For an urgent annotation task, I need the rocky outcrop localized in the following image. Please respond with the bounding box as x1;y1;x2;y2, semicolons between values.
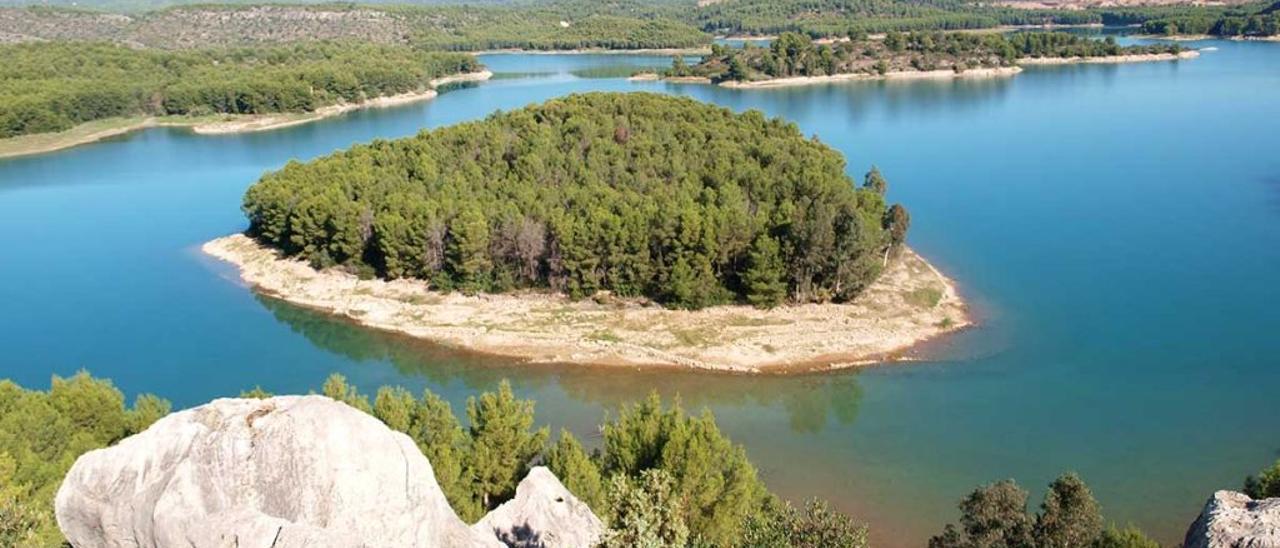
473;467;605;547
54;396;507;547
1183;490;1280;548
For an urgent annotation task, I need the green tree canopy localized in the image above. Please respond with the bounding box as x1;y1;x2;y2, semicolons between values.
244;92;908;309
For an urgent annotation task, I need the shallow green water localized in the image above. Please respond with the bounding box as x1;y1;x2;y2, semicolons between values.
2;43;1279;545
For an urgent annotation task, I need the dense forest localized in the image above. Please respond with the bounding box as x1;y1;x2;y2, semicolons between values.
1136;1;1280;37
0;41;479;138
673;31;1184;82
243;92;907;309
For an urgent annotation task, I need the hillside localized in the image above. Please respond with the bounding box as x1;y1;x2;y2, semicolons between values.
0;4;710;50
0;41;480;139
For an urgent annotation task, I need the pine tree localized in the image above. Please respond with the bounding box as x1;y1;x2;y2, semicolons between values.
1035;473;1103;548
447;206;492;294
864;166;888;195
321;373;371;413
413;391;482;521
466;381;548;511
744;234;787;309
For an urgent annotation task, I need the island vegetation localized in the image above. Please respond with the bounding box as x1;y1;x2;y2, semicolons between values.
0;41;480;139
242;92;909;310
2;371;1170;547
1134;0;1279;37
666;31;1186;83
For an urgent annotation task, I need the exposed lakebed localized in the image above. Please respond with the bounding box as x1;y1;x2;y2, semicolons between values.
1;39;1278;546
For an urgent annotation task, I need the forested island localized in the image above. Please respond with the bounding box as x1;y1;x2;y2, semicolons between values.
659;31;1192;86
0;41;486;156
207;92;968;371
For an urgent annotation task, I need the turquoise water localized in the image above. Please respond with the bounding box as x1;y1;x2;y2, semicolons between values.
3;42;1279;545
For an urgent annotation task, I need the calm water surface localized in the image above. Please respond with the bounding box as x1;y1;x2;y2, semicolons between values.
3;42;1279;546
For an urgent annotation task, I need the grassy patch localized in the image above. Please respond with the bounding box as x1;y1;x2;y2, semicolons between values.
723;315;793;327
936;317;955;329
587;329;623;343
670;326;720;347
906;286;943;308
405;292;443;306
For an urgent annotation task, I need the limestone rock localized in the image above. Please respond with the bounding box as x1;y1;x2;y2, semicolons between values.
473;466;605;548
55;396;500;548
1183;490;1280;548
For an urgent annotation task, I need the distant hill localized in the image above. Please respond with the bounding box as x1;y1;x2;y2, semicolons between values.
0;3;710;50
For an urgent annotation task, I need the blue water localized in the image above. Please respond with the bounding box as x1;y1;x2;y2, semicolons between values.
3;41;1279;546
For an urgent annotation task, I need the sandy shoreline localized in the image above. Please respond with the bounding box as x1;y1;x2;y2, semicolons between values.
717;67;1023;89
0;70;492;159
191;70;493;134
203;234;972;373
477;47;711;56
650;50;1197;90
1016;50;1200;65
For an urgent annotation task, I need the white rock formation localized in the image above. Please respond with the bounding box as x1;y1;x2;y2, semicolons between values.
473;466;604;548
55;396;501;548
1183;490;1280;548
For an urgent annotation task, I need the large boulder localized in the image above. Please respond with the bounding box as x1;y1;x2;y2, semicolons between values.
55;396;500;548
1183;490;1280;548
473;466;605;547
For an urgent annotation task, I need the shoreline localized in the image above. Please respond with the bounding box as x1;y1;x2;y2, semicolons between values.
0;70;492;160
476;47;711;56
718;67;1022;89
650;50;1198;89
1016;50;1200;65
203;234;972;374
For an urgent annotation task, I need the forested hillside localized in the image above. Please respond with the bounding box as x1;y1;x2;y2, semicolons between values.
673;31;1184;82
243;92;908;309
0;41;479;138
1135;0;1280;36
1;0;1273;52
0;4;711;50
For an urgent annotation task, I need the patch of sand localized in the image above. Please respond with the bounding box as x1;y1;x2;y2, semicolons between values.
192;70;493;135
1016;50;1200;64
203;234;972;373
717;67;1022;89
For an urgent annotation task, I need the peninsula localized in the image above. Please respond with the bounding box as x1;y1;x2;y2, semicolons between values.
207;92;969;372
0;42;488;159
653;31;1194;87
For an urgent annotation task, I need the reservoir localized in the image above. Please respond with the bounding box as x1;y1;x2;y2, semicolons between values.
1;37;1277;546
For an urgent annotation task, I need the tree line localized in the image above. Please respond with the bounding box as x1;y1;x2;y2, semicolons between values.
0;373;170;545
0;41;480;138
4;371;1201;547
676;31;1184;83
1137;1;1279;37
243;92;908;310
308;374;867;547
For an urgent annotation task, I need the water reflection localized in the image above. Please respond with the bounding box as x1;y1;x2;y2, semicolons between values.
257;294;864;434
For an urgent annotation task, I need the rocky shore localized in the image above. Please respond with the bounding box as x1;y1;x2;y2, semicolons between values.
203;233;971;373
